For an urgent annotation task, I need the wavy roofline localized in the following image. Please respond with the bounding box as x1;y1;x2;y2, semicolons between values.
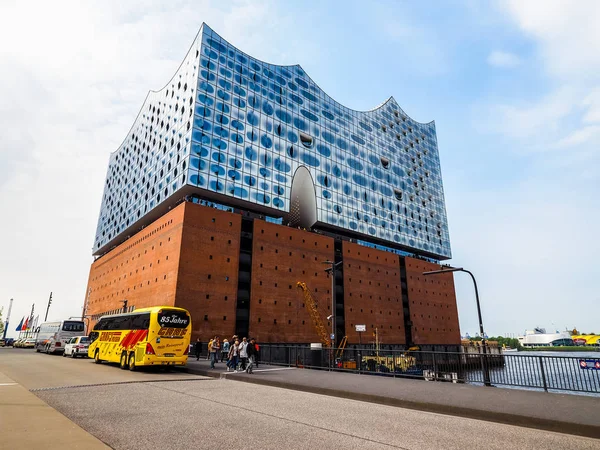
109;23;436;158
203;24;435;124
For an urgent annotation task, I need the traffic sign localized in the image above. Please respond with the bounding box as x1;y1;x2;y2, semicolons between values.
355;324;366;332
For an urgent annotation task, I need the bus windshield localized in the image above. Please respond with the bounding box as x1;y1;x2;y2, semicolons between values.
157;309;190;328
62;321;85;332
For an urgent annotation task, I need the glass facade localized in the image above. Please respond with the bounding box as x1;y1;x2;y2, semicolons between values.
94;24;452;260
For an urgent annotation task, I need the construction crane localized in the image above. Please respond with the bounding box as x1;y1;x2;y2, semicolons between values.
296;282;331;347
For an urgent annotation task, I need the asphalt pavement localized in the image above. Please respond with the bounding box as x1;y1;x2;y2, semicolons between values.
2;348;599;450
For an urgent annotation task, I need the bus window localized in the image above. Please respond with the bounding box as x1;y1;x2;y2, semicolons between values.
109;316;131;330
131;313;151;330
89;331;99;343
62;321;85;332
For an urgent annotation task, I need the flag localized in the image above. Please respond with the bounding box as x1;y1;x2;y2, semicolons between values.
22;316;29;330
15;317;24;331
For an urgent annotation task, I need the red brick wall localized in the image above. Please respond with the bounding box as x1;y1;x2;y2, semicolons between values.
249;221;335;343
342;242;405;345
404;257;461;345
85;204;185;329
175;202;240;341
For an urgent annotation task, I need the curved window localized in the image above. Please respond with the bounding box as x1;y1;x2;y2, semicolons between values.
299;132;313;148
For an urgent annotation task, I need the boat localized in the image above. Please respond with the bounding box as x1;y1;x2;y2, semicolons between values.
502;345;518;352
517;328;573;347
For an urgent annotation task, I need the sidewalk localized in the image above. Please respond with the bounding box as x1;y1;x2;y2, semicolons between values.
184;358;600;439
0;371;108;449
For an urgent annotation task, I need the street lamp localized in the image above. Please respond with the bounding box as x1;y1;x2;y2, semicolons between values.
323;260;342;348
423;266;491;387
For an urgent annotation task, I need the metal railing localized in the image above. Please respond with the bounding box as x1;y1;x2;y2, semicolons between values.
256;345;600;395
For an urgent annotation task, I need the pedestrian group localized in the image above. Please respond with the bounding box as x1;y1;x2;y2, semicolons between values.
195;335;259;373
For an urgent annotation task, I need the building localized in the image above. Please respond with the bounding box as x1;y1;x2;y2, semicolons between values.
84;24;460;349
518;329;574;347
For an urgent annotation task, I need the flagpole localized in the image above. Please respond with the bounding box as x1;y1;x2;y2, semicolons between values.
2;299;12;340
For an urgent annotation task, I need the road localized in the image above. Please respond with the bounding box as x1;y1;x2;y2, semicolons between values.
1;348;598;450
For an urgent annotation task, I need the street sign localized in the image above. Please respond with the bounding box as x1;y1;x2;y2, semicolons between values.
355;324;366;332
579;359;600;370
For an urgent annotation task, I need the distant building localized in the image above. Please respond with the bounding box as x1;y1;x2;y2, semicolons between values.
84;24;459;348
518;328;573;347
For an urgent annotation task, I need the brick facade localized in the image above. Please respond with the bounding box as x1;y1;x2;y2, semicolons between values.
85;205;185;329
342;242;405;346
85;203;461;347
403;257;461;346
249;221;335;343
175;203;241;341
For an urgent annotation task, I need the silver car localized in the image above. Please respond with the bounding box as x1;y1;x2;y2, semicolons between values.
63;336;90;358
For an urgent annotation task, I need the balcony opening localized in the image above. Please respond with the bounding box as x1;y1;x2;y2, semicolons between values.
299;132;313;148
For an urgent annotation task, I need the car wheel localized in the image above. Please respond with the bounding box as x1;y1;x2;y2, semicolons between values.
128;353;136;371
71;351;76;358
62;351;67;357
120;352;128;370
94;350;102;364
36;347;40;353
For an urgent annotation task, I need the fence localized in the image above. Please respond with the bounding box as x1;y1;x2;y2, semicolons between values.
257;345;600;394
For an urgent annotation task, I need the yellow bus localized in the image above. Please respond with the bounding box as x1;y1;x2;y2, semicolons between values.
88;306;191;370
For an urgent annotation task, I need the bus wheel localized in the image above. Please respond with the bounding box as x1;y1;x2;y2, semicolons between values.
120;352;128;370
94;350;102;364
128;353;136;371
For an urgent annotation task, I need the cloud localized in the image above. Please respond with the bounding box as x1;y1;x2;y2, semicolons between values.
554;125;600;148
0;0;295;333
487;50;521;68
505;0;600;80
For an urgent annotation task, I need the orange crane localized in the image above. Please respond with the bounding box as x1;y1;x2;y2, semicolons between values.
296;282;331;347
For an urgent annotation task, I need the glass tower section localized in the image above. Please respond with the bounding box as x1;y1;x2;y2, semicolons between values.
94;24;452;260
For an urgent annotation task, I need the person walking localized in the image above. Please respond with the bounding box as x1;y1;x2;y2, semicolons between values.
194;337;202;361
221;339;230;362
246;337;257;374
207;338;213;360
227;338;240;372
254;339;260;368
238;337;249;371
209;336;220;369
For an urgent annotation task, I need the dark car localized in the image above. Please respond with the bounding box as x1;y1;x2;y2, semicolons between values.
4;338;15;347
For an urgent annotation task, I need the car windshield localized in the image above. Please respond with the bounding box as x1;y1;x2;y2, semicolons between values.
79;337;89;343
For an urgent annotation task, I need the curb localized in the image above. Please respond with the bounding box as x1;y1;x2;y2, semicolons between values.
183;366;600;440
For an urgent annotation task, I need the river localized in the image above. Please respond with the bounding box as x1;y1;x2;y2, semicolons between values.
467;350;600;397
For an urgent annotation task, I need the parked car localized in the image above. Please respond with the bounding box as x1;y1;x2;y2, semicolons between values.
63;336;90;358
14;338;25;348
0;338;5;347
5;338;15;347
23;338;36;348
